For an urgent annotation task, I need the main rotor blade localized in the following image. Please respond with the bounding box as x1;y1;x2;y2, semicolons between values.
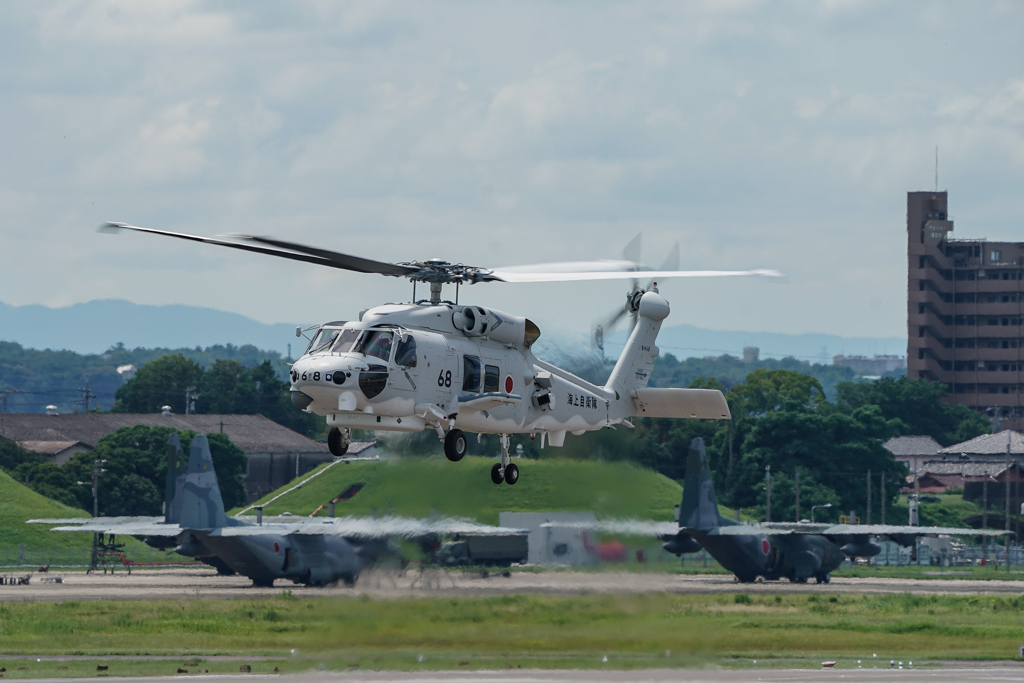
233;235;418;277
101;223;416;278
490;267;785;283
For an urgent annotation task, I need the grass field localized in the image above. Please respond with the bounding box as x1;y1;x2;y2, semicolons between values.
0;591;1022;675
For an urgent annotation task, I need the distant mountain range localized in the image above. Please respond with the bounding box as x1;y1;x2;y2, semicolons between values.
0;299;905;361
0;300;297;356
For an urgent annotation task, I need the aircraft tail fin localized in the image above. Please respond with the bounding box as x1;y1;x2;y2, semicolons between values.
678;437;720;531
603;290;669;397
164;434;188;524
178;434;229;531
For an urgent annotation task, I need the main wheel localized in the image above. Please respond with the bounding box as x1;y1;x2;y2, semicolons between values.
504;462;519;485
328;427;350;457
444;429;468;462
490;463;504;484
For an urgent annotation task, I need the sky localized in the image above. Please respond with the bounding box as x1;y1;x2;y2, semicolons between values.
1;0;1022;344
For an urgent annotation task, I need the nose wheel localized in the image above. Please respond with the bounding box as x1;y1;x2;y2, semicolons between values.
328;427;351;457
491;434;518;485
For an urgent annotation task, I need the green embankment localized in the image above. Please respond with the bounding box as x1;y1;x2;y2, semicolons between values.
0;593;1021;668
0;469;151;565
0;468;93;552
236;456;691;524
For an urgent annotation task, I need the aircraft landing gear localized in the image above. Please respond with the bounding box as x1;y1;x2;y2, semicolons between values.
328;427;351;457
444;429;467;462
492;434;518;485
815;573;831;584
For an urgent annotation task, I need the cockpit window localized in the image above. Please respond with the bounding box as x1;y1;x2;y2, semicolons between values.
331;329;361;354
354;330;393;361
307;328;342;355
463;355;482;393
394;334;417;367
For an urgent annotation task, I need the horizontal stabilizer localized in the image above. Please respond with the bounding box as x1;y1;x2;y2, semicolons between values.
49;522;183;536
693;523;1010;537
27;516;163;525
632;388;731;420
221;515;529;539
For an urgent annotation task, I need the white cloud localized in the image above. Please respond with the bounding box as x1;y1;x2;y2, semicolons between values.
1;1;1023;341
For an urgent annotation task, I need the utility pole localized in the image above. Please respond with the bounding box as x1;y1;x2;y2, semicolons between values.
76;380;97;412
765;465;771;523
983;471;989;564
880;472;886;525
794;469;800;522
1006;433;1012;572
85;459;106;572
867;469;872;525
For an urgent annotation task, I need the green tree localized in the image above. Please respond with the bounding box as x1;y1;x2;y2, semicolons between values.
112;354;204;414
835;376;990;446
105;473;162;516
61;425;248;515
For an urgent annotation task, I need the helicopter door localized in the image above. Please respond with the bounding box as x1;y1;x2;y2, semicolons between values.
417;334;457;412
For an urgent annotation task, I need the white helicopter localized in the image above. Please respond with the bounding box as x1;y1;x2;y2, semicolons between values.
103;223;781;485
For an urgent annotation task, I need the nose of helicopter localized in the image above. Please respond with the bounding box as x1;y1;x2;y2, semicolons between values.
289;355;366;410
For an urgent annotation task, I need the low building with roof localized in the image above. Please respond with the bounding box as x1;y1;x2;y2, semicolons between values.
0;413;376;502
938;430;1024;460
883;435;942;474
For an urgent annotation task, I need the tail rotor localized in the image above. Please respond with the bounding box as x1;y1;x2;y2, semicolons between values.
592;235;680;357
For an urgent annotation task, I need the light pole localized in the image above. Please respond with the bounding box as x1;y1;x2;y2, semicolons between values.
811;503;832;524
78;459;106;571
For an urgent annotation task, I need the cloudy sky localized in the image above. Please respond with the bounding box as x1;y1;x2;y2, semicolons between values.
1;0;1022;342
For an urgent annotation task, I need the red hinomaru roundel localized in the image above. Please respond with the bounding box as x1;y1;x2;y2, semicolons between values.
505;376;514;393
273;541;280;553
761;539;770;555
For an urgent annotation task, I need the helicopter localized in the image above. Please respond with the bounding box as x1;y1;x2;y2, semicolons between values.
102;222;781;485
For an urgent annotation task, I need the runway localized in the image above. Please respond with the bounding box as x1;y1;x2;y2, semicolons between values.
3;567;1024;602
17;668;1024;683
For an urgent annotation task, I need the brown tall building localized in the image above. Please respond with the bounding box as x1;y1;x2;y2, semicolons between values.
908;191;1024;431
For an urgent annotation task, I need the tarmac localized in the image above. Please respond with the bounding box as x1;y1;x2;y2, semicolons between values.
14;669;1024;683
2;566;1024;601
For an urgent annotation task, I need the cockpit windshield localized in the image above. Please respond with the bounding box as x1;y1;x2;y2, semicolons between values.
354;330;393;361
331;329;361;354
307;327;343;355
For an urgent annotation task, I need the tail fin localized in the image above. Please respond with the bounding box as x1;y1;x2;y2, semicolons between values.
164;435;188;524
679;437;720;531
178;434;229;531
604;290;669;396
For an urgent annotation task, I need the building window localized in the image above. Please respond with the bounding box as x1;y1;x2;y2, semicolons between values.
989;387;1000;393
988;364;998;371
991;250;1002;263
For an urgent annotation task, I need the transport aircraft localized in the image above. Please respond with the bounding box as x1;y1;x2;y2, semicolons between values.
30;434;524;587
548;438;1008;583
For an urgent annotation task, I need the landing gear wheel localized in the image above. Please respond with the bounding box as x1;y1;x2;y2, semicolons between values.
490;463;504;484
504;463;519;485
328;427;350;457
444;429;468;462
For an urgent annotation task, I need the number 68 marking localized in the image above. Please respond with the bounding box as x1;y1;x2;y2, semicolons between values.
437;370;452;388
